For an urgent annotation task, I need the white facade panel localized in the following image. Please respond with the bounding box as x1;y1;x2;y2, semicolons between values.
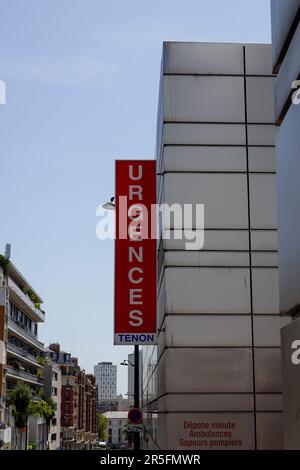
163;76;245;123
163;123;246;146
256;413;283;449
164;315;252;347
164;173;248;229
252;268;279;314
251;230;277;251
247;125;276;145
248;147;276;173
165;267;251;314
163;230;249;251
163;42;244;75
244;43;273;76
251;252;278;267
163;413;255;450
253;316;290;347
254;348;282;392
163;146;247;172
249;174;277;229
164;251;249;267
256;394;283;412
165;348;253;393
159;394;254;412
246;77;275;123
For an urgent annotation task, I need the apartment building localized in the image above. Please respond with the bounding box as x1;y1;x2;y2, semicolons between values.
104;411;129;447
0;250;46;449
46;343;98;449
142;42;289;450
270;0;300;449
44;359;61;450
94;362;117;413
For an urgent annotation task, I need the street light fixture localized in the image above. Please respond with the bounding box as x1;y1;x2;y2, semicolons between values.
120;359;134;367
102;197;115;211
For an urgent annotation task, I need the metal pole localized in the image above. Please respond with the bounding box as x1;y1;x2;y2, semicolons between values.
133;345;140;451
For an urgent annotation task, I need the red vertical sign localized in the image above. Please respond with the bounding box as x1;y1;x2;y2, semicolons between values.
114;160;157;345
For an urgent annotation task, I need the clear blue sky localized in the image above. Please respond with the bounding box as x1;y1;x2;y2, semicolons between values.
0;0;271;395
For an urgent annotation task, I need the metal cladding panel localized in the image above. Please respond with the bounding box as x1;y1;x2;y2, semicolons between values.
165;267;251;314
276;103;300;314
251;252;278;267
163;76;245;123
159;394;254;413
163;315;252;347
256;413;283;450
164;413;255;450
248;147;276;173
281;318;300;449
249;174;277;229
256;394;283;412
164;173;248;229
163;146;247;172
271;0;300;67
251;230;278;251
244;43;273;76
275;22;300;120
164;251;250;267
247;125;276;145
162;230;249;251
252;268;279;314
163;123;246;146
163;42;244;75
246;77;276;123
254;348;282;393
165;348;253;393
253;316;290;347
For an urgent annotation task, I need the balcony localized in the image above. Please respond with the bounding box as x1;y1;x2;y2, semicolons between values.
6;366;43;386
7;342;43;368
8;277;45;322
7;318;44;351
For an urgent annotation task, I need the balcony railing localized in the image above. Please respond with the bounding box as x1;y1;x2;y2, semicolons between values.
6;342;42;366
6;366;43;385
8;277;45;322
7;318;44;350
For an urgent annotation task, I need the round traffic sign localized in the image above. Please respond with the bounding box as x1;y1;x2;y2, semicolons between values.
128;407;142;424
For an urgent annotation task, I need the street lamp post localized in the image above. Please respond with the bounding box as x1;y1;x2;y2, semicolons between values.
105;198;141;451
121;347;140;451
133;345;140;451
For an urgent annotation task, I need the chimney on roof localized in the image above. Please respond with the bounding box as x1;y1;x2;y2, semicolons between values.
49;343;60;353
4;243;11;260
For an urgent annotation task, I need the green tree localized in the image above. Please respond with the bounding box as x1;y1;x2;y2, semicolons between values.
97;413;108;441
8;383;32;428
29;398;56;425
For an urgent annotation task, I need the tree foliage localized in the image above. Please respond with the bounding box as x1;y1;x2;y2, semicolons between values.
8;384;32;428
97;413;108;441
29;398;56;424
